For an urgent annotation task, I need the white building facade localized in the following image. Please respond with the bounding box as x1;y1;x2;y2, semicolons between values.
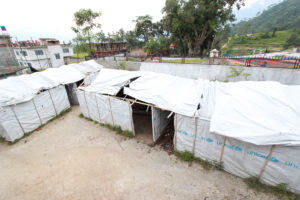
13;39;73;71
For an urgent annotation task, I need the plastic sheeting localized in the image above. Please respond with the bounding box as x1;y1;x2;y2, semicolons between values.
152;107;172;142
210;81;300;146
0;86;70;142
70;60;103;75
175;114;300;193
0;73;57;107
76;90;134;133
38;65;85;85
124;73;204;117
80;69;145;95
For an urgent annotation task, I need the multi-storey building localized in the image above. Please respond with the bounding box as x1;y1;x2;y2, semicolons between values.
13;38;74;71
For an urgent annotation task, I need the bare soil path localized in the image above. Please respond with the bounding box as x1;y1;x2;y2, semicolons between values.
0;106;278;200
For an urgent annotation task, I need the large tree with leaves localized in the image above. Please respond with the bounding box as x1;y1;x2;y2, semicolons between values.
162;0;244;56
71;8;101;55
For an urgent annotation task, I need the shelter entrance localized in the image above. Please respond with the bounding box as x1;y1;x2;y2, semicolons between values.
132;103;153;144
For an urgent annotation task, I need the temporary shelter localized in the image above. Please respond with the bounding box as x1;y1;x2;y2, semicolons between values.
174;81;300;193
77;69;204;143
0;73;70;142
78;68;300;193
39;60;103;105
0;60;103;142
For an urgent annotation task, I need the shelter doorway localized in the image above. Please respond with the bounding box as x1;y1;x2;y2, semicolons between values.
151;107;174;153
132;103;153;144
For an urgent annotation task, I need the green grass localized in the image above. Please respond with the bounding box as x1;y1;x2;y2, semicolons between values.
245;177;300;200
79;113;134;138
127;57;141;62
162;58;209;64
224;30;293;53
175;151;223;170
74;52;89;59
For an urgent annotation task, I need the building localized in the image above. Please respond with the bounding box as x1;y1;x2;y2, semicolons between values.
13;38;73;71
0;33;17;67
92;42;127;57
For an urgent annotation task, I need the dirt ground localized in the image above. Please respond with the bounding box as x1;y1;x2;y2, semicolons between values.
0;106;279;200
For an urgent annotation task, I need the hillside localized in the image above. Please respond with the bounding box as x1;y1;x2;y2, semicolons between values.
233;0;300;34
223;30;293;55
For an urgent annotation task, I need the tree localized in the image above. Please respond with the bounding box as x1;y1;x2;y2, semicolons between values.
162;0;245;56
134;15;154;43
93;31;108;43
71;9;101;55
125;30;143;50
143;36;171;55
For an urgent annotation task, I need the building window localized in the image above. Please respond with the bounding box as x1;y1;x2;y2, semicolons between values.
35;50;44;56
55;53;60;59
16;51;19;55
20;51;27;56
63;48;69;53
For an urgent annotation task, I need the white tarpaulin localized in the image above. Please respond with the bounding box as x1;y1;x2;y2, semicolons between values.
38;65;85;85
152;107;172;142
210;81;300;146
124;73;204;117
76;90;134;133
69;60;103;76
80;69;145;95
0;86;70;142
175;113;300;193
0;73;58;107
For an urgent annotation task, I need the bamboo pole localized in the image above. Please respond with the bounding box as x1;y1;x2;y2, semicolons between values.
192;117;198;155
10;106;25;134
108;97;115;125
259;145;276;178
48;90;57;116
32;99;42;125
219;136;227;162
94;94;101;123
83;91;91;118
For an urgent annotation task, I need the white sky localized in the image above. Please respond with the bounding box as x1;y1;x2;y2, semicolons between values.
0;0;273;42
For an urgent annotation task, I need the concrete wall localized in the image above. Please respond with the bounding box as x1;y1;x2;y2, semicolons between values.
96;60;141;71
47;45;64;67
0;47;17;67
140;63;300;85
95;60;300;85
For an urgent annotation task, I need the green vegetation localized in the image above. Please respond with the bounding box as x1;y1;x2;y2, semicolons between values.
245;177;300;200
73;52;89;59
119;61;127;70
223;30;293;53
227;67;251;79
175;151;223;171
162;58;208;64
233;0;300;34
79;113;134;138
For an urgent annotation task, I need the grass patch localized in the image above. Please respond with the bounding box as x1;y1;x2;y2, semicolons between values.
74;52;89;59
79;113;134;138
174;151;223;170
244;177;300;200
127;57;141;62
162;58;208;64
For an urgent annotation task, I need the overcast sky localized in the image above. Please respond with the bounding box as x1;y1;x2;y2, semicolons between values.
0;0;281;42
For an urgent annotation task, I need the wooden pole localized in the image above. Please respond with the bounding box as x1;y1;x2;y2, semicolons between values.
10;106;25;134
219;136;227;162
108;97;115;125
259;145;276;178
192;117;198;155
32;99;42;125
48;90;57;116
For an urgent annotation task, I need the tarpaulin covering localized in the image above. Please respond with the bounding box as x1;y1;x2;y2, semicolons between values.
80;69;145;95
175;114;300;193
210;81;300;146
0;86;70;142
124;73;204;117
76;90;134;133
0;60;103;107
